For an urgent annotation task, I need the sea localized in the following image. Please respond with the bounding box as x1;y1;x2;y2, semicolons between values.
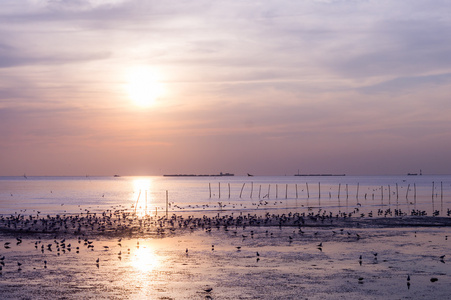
1;175;450;218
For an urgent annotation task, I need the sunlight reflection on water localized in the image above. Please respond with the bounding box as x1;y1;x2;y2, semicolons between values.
132;177;155;217
130;243;160;273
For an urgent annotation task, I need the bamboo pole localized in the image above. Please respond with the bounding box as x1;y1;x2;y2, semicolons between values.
432;181;435;212
338;183;341;199
285;184;288;199
396;183;399;200
295;184;298;199
396;183;399;208
388;185;391;205
250;182;253;198
414;183;416;209
306;183;310;198
134;190;141;215
145;190;147;216
166;190;168;217
356;183;360;200
209;183;211;199
228;183;231;199
219;182;221;199
240;183;246;198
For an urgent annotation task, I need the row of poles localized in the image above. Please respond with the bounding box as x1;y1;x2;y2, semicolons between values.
208;181;446;202
133;189;169;217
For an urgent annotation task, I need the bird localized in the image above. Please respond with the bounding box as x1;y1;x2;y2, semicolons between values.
256;252;260;257
96;258;100;263
204;287;213;293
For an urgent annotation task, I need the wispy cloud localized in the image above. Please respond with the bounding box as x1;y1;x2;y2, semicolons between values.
1;0;451;175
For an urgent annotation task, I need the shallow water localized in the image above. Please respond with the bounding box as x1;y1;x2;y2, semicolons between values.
1;175;450;298
1;225;450;299
1;175;451;218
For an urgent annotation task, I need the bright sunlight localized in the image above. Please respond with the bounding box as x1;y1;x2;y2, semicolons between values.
131;244;160;273
126;66;164;107
132;177;154;217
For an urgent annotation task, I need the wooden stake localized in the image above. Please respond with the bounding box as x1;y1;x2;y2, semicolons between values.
240;183;245;198
134;190;141;215
166;190;168;217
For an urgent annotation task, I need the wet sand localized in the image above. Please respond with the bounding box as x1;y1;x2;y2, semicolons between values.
1;213;450;299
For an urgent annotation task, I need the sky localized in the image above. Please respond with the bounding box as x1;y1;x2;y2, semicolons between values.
1;0;451;176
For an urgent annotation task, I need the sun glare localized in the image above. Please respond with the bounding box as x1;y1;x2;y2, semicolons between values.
132;177;154;217
126;67;164;108
131;244;160;272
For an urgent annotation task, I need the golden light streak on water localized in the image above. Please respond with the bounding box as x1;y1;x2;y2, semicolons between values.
132;177;154;217
130;243;160;273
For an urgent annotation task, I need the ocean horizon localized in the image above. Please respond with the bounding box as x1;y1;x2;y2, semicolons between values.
1;174;450;217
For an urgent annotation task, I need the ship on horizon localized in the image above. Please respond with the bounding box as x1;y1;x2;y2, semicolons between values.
164;172;234;177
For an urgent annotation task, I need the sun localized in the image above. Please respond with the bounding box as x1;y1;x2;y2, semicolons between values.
126;67;163;107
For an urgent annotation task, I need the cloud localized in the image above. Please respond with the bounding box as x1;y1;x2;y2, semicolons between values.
1;0;451;175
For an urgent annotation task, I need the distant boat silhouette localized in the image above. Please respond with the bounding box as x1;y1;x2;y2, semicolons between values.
247;173;253;177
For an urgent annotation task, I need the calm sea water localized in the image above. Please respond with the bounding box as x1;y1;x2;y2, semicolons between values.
1;175;450;217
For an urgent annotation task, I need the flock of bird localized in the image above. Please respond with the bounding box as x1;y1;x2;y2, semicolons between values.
2;207;450;238
0;208;449;297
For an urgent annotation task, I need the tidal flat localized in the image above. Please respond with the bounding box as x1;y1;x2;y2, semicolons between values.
0;215;450;299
